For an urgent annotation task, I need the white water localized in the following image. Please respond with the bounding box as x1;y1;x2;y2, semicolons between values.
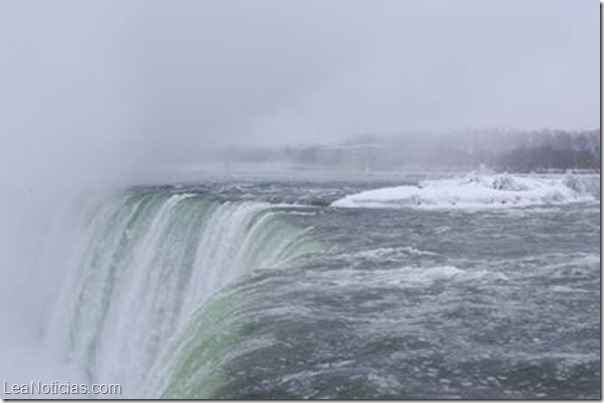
1;190;317;398
332;172;596;210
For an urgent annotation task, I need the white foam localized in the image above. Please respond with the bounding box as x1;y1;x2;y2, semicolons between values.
317;265;464;289
342;246;440;261
402;265;464;282
549;285;588;294
331;172;595;210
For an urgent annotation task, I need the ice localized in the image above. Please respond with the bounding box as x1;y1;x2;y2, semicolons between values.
331;172;595;210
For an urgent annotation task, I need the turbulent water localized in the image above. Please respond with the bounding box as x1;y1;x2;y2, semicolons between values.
4;172;601;399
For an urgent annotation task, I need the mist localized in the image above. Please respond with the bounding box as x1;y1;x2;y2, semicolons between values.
0;0;599;181
0;0;598;305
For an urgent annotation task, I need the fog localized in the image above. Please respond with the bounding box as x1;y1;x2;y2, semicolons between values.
0;0;599;181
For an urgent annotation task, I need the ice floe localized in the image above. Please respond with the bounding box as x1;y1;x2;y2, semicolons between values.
331;172;595;209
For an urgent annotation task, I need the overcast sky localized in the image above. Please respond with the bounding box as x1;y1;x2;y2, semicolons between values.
0;0;599;177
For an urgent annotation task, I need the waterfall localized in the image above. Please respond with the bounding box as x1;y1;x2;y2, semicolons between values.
43;188;317;397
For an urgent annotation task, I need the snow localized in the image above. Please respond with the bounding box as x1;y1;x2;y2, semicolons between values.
331;172;595;210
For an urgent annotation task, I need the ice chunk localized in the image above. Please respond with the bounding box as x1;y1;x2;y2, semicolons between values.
331;172;594;209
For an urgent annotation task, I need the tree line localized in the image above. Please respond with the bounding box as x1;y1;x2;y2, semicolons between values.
213;128;600;173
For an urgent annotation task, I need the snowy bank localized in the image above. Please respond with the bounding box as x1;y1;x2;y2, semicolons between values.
331;172;595;209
